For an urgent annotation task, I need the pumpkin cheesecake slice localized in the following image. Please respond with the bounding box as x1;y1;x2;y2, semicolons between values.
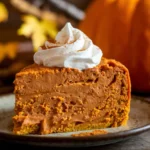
13;23;131;135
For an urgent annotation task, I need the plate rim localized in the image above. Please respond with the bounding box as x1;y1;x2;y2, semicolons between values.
0;124;150;148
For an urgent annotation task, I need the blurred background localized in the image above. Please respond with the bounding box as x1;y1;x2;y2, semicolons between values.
0;0;150;94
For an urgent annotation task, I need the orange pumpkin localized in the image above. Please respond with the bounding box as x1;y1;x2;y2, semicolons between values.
79;0;150;93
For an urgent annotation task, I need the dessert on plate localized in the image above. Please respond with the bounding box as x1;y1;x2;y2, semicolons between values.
13;23;131;135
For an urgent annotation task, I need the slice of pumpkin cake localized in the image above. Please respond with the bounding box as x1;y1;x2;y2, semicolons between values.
13;23;131;135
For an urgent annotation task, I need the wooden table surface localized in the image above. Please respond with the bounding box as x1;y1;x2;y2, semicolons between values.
0;129;150;150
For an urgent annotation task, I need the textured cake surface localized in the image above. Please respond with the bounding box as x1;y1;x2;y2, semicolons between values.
13;57;131;135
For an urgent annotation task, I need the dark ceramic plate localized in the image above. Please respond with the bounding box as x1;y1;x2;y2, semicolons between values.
0;94;150;147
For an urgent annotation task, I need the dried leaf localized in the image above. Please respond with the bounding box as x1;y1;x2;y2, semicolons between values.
0;2;8;22
18;15;58;50
0;42;18;62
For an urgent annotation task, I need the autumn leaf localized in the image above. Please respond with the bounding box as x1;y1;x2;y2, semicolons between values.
18;15;58;51
0;42;18;62
0;2;8;22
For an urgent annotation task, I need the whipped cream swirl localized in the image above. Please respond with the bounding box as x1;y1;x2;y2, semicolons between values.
34;22;103;70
